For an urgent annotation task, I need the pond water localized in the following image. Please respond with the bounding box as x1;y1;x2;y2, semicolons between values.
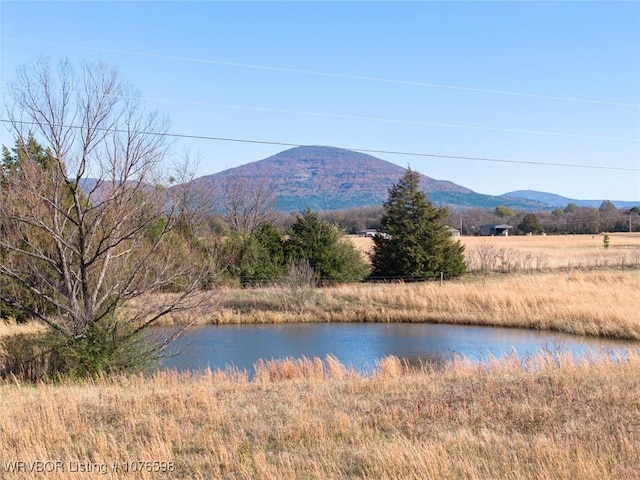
156;322;637;376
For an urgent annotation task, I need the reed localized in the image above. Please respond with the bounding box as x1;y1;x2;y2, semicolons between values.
2;352;639;479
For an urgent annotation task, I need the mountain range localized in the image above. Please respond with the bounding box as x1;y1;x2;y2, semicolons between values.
190;146;637;212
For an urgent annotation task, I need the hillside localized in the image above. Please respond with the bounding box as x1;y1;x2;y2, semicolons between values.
191;146;547;212
501;190;639;210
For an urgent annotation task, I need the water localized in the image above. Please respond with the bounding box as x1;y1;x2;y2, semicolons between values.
156;322;637;376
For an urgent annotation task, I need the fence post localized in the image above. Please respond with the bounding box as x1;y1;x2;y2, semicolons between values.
440;272;443;286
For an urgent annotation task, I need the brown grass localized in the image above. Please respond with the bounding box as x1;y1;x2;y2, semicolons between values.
122;269;640;340
2;352;640;479
4;234;640;341
0;319;46;338
350;232;640;271
3;235;640;478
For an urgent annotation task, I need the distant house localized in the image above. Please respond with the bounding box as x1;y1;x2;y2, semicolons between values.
479;224;513;236
446;226;461;237
359;229;391;239
359;229;379;237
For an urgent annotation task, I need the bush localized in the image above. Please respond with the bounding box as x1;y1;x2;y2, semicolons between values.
0;332;61;382
0;319;161;382
285;209;370;284
277;259;318;314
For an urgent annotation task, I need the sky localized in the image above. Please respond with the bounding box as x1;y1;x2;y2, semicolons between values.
1;1;639;202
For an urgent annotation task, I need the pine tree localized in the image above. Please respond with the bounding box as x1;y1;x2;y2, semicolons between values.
518;213;542;234
370;168;467;280
285;208;370;284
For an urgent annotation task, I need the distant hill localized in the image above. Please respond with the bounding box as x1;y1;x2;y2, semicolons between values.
80;148;638;212
501;190;639;210
190;146;548;212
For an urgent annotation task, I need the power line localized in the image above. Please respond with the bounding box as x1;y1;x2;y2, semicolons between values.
7;37;640;108
133;98;640;143
2;118;638;172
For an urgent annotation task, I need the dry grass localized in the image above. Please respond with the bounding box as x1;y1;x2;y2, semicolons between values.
2;352;640;479
350;232;640;272
134;270;640;340
5;234;640;340
3;235;640;478
0;319;46;338
318;270;640;338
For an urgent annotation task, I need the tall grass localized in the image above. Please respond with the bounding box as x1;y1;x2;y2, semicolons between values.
131;270;640;340
2;235;639;478
0;319;45;337
2;352;640;479
4;234;640;339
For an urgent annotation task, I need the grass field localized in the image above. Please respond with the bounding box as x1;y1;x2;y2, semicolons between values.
349;232;640;271
125;268;640;340
2;234;640;479
2;352;640;479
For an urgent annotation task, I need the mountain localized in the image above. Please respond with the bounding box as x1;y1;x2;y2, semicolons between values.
501;190;639;210
191;146;547;212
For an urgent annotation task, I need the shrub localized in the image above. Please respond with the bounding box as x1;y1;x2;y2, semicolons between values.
0;318;161;382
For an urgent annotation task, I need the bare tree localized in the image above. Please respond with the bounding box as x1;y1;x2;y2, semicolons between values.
221;175;277;235
168;148;216;239
0;58;202;364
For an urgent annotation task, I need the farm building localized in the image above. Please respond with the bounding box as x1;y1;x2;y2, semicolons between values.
361;228;461;238
479;224;513;236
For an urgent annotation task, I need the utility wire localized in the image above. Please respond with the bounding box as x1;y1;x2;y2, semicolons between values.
2;118;638;172
6;38;640;108
133;98;640;143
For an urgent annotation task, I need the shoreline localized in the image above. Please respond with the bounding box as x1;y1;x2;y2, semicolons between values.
136;269;640;340
4;269;640;341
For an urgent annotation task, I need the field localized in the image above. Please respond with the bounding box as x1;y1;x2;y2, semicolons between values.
350;232;640;271
118;234;640;340
2;352;640;479
2;234;640;479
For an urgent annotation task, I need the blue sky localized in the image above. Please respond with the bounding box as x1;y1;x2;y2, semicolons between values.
1;1;639;202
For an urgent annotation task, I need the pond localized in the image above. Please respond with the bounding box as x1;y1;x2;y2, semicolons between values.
157;322;637;377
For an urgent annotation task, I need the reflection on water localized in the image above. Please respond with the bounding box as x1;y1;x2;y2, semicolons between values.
157;323;637;376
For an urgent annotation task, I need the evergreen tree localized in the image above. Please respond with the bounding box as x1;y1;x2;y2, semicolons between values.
1;132;56;185
285;208;369;284
370;168;466;280
1;135;60;322
237;222;286;286
518;213;542;234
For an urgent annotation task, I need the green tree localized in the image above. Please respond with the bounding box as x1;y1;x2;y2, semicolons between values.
236;222;286;286
370;168;467;280
1;132;56;184
494;206;515;220
285;208;369;284
518;213;542;234
564;203;579;214
598;200;619;232
1;135;61;322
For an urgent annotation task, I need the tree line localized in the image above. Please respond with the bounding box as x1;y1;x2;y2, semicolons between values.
318;200;640;236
